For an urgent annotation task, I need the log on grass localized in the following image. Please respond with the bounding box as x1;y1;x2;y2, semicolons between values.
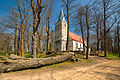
0;53;73;73
9;54;30;60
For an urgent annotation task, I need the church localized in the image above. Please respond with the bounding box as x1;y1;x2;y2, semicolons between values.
54;10;87;52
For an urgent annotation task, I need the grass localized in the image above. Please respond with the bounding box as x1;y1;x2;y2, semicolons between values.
106;53;120;60
0;52;11;63
0;52;11;56
99;52;120;60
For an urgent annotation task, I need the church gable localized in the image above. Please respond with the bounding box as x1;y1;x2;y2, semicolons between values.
69;32;87;45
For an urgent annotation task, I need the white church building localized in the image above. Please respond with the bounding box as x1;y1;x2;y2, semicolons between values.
54;10;87;52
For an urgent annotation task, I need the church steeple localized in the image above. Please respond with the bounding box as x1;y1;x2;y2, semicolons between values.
59;9;66;22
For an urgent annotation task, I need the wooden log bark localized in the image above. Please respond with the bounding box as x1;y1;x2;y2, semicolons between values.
9;54;30;60
0;53;73;73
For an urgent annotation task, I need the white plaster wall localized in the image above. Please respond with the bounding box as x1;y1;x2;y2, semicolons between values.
54;21;67;52
61;21;67;40
72;40;84;51
68;39;73;51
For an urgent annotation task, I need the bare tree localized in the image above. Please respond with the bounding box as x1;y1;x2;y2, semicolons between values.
31;0;43;58
73;6;86;53
16;0;30;57
117;22;120;57
62;0;75;50
85;6;90;59
95;0;120;56
45;0;54;52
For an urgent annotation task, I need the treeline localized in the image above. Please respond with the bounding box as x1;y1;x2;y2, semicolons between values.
0;0;120;58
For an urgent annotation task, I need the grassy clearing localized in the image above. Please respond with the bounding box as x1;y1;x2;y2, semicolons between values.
99;52;120;60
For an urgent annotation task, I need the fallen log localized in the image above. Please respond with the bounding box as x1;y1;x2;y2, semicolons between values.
0;52;73;73
0;55;8;60
9;54;30;60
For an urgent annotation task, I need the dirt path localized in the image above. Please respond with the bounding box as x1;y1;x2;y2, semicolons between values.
0;56;120;80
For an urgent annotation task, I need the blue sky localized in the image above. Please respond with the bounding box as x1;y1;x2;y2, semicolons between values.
0;0;16;17
0;0;89;34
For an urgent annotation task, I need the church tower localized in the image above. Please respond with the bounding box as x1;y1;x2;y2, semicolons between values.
54;10;67;52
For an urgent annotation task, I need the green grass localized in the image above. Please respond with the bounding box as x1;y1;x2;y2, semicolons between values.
106;53;120;60
0;52;11;56
0;52;11;63
99;52;120;60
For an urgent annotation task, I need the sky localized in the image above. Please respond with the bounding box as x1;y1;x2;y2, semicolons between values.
0;0;89;34
0;0;16;17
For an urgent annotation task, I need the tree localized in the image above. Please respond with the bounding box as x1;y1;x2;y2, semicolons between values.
31;0;43;58
96;0;120;57
73;6;86;53
45;0;54;52
85;6;90;59
117;22;120;57
62;0;75;50
16;0;30;57
92;7;103;51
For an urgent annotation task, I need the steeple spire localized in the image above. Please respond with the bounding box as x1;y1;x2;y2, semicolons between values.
59;9;65;22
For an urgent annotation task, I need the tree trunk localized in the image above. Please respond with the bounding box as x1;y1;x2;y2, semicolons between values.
80;17;85;53
66;3;70;51
27;28;30;52
18;30;21;56
24;38;26;54
0;53;73;73
39;36;42;52
21;23;24;57
117;23;120;57
103;0;107;57
31;0;43;58
96;25;99;51
51;30;54;51
86;6;89;59
47;17;50;52
38;31;42;52
32;30;37;58
100;25;103;51
15;23;18;55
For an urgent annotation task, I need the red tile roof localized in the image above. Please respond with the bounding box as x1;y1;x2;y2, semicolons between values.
69;32;87;44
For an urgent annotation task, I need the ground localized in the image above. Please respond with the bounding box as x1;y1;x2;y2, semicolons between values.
0;56;120;80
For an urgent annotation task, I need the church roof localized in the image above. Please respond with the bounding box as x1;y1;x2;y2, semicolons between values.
69;32;87;44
